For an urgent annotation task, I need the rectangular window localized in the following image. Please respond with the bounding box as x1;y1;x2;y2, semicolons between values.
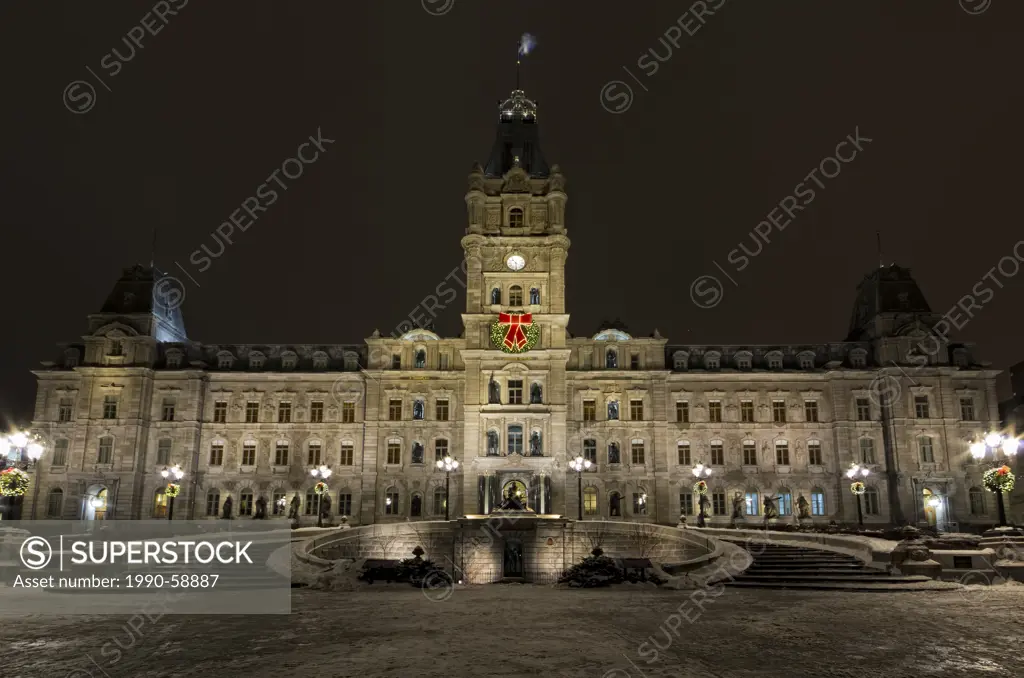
581;351;592;370
630;354;640;370
439;353;450;370
712;491;726;516
630;399;644;421
98;438;113;464
959;397;975;421
811;491;825;516
162;398;176;422
631;441;645;465
389;399;403;421
778;493;792;516
919;437;934;463
633;492;647;515
102;395;118;419
914;395;930;419
740;400;754;423
743;442;757;466
708;400;722;423
213;401;227;423
677;442;691;466
775;442;790;466
310;401;324;423
508;380;523;405
864;490;879;515
808;441;822;466
242;442;256;466
856;398;871;421
860;438;876;464
209;443;223;466
338;493;352;517
680;493;693;515
804;401;819;422
508;426;523;455
387;441;402;465
583;439;597;464
342;402;356;423
157;439;171;465
278;402;292;423
584;490;597;515
432;439;448;463
676;401;690;423
307;443;322;466
772;400;787;423
391;354;401;369
583;400;596;422
745;492;760;516
711;443;724;466
274;442;289;466
436;399;450;421
245;401;260;423
58;398;74;423
969;490;985;516
339;443;354;466
52;439;69;466
271;491;285;516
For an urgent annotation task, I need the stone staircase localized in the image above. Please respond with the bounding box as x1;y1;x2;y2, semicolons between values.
723;542;940;591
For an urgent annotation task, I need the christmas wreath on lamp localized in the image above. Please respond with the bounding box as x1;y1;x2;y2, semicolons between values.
0;468;29;496
314;482;329;496
983;465;1015;494
491;312;540;353
850;481;866;496
693;480;708;495
165;483;181;498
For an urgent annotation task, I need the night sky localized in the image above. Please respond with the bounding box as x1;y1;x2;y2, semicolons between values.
2;0;1022;426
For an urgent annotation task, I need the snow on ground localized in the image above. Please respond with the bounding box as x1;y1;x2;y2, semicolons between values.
5;584;1024;678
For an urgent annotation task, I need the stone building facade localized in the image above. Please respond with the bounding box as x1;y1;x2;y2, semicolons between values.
26;89;1004;532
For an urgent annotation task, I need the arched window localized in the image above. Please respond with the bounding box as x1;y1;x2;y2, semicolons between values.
509;285;523;306
206;489;220;517
608;442;621;464
609;491;621;517
745;490;760;516
413;399;425;420
606;348;618;369
486;430;500;456
385;487;400;515
529;431;543;457
583;487;598;515
508;207;524;227
530;383;543;404
411;442;425;464
46;488;64;518
217;352;234;369
491;288;501;305
632;487;648;515
153;487;168;518
414;349;426;368
433;486;446;515
240;489;254;516
864;487;880;515
411;493;423;517
529;287;540;305
811;488;826;516
777;488;792;516
108;339;123;356
969;486;985;515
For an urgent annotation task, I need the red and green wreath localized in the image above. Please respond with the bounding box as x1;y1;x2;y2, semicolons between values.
314;482;329;496
983;465;1015;493
693;480;708;495
165;483;181;498
0;468;29;496
491;312;540;353
850;481;866;496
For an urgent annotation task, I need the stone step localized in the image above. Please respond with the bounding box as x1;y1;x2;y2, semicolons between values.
734;573;929;584
745;568;889;576
723;580;952;592
752;559;861;566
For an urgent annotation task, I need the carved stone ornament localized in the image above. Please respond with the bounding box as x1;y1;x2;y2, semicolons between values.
502;166;531;193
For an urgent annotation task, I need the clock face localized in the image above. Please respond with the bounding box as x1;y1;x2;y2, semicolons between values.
506;254;526;271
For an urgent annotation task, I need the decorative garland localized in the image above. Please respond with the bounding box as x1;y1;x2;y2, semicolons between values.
693;480;708;496
165;483;180;498
490;313;540;353
850;481;866;496
0;468;29;497
983;465;1015;494
314;481;329;496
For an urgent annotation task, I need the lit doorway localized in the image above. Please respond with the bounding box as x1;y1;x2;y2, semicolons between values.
83;485;108;520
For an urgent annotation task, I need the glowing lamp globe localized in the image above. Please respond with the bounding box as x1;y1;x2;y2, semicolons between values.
970;441;986;459
985;432;1003;449
26;442;44;461
1001;438;1019;456
9;432;28;448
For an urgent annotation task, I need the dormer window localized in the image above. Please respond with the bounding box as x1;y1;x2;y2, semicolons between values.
343;352;358;370
849;349;867;369
798;352;815;370
166;350;183;369
734;352;752;370
952;349;968;368
108;339;123;357
312;352;329;370
249;352;265;370
281;352;297;370
509;285;523;306
766;351;783;370
64;349;79;368
672;351;688;370
217;352;234;369
704;352;720;370
508;207;524;228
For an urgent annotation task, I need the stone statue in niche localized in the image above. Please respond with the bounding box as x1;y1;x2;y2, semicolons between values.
697;495;711;526
288;494;300;520
762;494;778;520
529;287;540;305
221;496;233;520
530;383;542;404
607;401;619;420
529;432;542;457
412;442;424;464
608;442;620;464
487;430;500;456
320;493;332;519
731;493;745;521
797;495;810;519
253;496;267;519
488;374;501;404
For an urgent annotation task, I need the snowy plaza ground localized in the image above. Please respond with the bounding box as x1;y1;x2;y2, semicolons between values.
4;584;1024;678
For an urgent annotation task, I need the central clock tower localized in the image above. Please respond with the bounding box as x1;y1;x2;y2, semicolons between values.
458;88;572;515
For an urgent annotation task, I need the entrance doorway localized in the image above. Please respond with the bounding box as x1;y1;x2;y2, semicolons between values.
83;485;108;520
922;487;944;530
501;480;529;511
503;539;524;578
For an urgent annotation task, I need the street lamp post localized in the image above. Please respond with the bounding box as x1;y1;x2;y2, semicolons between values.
0;431;45;519
436;454;459;521
568;456;592;520
846;463;871;529
160;464;185;521
310;464;333;528
970;432;1020;527
692;462;712;526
